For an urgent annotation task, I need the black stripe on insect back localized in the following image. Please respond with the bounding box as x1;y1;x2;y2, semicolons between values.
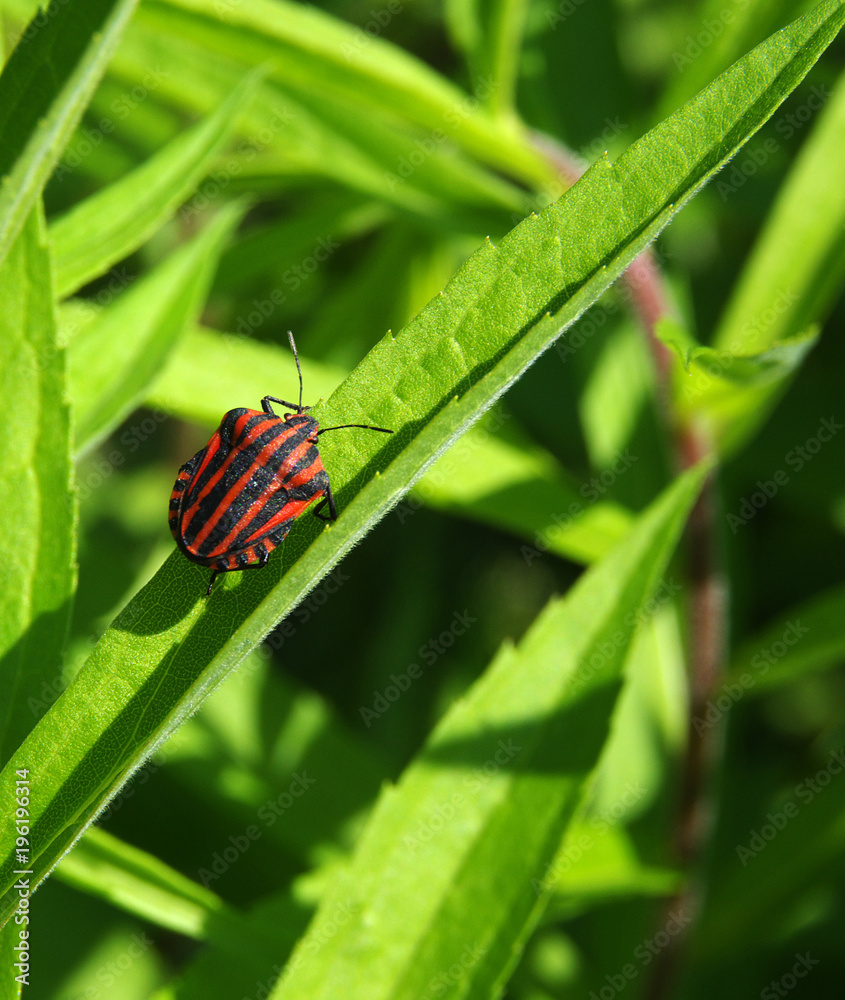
193;483;292;557
192;447;327;557
183;416;302;527
186;411;274;503
182;423;317;550
213;465;329;551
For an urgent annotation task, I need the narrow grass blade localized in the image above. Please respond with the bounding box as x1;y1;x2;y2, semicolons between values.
0;206;75;768
0;0;139;270
69;203;244;454
269;466;707;1000
50;74;258;298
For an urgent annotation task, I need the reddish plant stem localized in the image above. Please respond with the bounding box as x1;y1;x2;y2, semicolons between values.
643;423;727;1000
531;132;730;1000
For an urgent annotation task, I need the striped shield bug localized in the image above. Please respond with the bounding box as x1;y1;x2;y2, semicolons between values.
169;332;392;595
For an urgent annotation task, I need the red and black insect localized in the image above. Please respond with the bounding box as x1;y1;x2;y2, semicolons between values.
169;332;392;595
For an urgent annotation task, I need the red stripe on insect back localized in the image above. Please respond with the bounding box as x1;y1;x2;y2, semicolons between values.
276;436;315;483
284;452;323;489
191;428;298;550
246;497;315;540
208;438;317;555
191;412;269;509
192;433;225;492
214;499;309;559
189;414;280;515
236;410;272;449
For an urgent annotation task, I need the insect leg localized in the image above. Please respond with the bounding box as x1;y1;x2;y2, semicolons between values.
262;396;300;416
313;483;338;522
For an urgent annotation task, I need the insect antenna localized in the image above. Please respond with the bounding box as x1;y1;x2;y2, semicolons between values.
287;330;304;411
287;332;392;434
318;424;393;435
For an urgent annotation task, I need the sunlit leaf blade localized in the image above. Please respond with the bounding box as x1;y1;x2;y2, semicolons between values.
105;23;524;222
580;322;654;469
0;206;75;769
0;923;23;1000
49;74;258;298
535;821;682;919
0;0;139;270
0;0;842;926
55;827;230;940
415;420;634;564
703;68;845;453
114;15;530;221
269;466;707;1000
69;203;244;454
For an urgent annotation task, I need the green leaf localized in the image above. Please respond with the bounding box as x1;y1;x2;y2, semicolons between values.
55;827;230;940
69;202;244;454
210;192;389;300
1;0;842;926
444;0;531;118
543;821;682;918
663;324;818;388
580;320;654;469
0;0;139;271
49;72;258;299
268;465;707;999
0;923;23;1000
588;599;688;820
713;68;845;356
56;825;305;995
0;206;75;769
702;67;845;454
161;653;390;865
154;889;310;999
659;317;819;454
415;417;634;564
108;20;528;222
727;583;845;693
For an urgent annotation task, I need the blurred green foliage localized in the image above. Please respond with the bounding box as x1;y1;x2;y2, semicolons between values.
0;1;844;998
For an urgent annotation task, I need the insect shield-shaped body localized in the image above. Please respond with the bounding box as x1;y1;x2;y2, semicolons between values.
169;333;392;595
